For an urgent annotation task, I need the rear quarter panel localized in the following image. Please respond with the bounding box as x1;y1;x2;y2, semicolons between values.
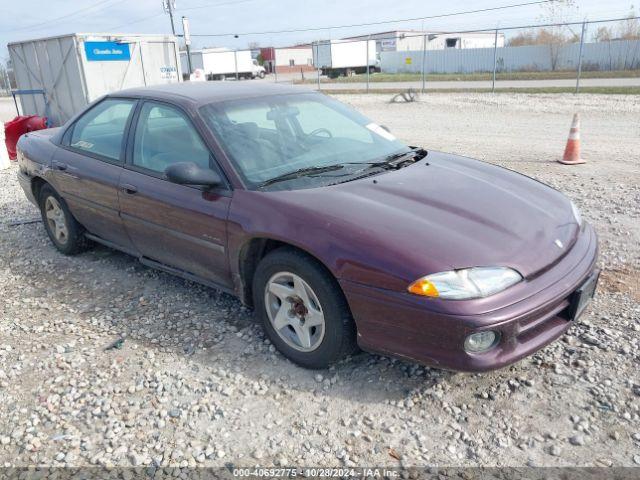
16;129;61;203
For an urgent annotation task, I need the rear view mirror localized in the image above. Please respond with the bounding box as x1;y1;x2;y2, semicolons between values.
165;162;222;187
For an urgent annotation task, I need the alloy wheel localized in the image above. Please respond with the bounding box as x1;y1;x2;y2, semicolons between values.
44;196;68;245
264;271;326;352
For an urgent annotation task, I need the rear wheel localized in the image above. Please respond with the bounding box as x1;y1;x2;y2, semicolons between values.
39;184;90;255
253;248;358;369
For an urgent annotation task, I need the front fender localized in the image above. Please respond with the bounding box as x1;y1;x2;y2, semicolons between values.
226;189;413;293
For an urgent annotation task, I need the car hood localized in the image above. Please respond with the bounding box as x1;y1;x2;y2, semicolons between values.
268;151;579;287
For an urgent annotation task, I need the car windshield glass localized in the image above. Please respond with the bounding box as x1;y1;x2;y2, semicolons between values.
199;93;410;189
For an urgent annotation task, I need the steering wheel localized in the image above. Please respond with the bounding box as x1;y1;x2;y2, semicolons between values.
308;128;333;138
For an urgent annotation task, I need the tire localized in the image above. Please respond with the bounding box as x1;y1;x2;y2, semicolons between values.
258;71;265;79
253;248;358;369
39;184;90;255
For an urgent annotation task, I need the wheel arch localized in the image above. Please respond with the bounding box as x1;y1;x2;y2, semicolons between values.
237;237;344;309
31;176;48;203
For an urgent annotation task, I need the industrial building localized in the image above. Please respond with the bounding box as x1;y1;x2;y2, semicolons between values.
260;45;314;74
345;30;505;53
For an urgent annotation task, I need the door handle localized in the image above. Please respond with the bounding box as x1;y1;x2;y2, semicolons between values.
54;162;68;171
120;184;138;194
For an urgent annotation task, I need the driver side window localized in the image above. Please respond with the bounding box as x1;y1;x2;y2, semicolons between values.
132;102;211;174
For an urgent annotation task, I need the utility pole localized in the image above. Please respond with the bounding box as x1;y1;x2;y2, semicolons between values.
162;0;177;36
182;16;192;75
366;35;370;93
421;33;427;93
492;28;499;92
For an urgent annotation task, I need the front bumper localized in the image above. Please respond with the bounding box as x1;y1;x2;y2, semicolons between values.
340;223;598;372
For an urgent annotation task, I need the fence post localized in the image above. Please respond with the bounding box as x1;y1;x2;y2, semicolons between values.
315;42;321;91
273;47;278;83
492;28;499;93
234;50;239;81
421;34;427;93
366;35;370;93
575;21;587;94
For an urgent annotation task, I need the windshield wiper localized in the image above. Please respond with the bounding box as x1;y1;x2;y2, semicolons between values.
370;148;427;168
258;164;345;187
339;148;427;171
325;148;428;186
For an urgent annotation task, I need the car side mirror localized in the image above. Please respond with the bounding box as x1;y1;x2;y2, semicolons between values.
165;162;222;188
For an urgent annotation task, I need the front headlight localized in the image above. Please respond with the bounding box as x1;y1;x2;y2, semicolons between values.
570;200;582;227
408;267;522;300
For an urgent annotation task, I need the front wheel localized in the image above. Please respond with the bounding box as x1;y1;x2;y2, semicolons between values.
253;248;358;369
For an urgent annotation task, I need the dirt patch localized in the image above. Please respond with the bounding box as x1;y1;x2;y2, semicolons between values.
599;267;640;301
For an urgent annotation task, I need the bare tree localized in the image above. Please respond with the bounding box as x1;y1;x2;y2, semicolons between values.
538;0;580;32
618;6;640;40
538;0;580;70
593;7;640;41
508;1;581;70
593;26;614;42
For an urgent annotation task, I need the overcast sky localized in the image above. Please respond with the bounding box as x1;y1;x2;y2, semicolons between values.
1;0;636;60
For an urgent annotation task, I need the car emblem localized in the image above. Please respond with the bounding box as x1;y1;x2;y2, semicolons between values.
554;239;564;249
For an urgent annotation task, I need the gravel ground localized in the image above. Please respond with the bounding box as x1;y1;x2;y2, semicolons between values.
0;94;639;470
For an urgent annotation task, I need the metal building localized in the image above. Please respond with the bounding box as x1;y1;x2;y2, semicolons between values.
260;45;315;74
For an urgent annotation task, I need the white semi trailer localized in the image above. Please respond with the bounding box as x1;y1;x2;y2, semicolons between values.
8;33;182;126
313;39;378;78
181;48;265;80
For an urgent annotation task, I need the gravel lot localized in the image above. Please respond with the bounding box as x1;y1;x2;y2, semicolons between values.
0;93;639;470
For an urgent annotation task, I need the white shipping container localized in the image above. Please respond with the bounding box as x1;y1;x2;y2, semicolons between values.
8;33;182;126
181;49;261;78
313;40;376;69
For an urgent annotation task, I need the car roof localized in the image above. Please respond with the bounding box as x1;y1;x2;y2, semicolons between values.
112;81;314;106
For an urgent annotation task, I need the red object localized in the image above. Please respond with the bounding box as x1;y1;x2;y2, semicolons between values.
559;113;585;165
4;115;48;160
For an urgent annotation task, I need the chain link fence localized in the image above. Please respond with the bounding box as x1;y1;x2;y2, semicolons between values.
270;16;640;93
0;67;11;96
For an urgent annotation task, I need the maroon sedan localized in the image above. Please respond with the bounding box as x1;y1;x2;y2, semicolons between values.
16;82;599;371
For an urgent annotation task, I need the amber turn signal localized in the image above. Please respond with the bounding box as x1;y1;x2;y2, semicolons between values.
407;278;440;297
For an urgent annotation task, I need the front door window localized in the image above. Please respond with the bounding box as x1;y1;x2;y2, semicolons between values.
132;102;212;174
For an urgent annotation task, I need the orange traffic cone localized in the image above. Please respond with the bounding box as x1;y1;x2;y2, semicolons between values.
559;113;585;165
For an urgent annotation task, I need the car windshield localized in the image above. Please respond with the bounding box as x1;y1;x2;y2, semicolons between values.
199;93;410;189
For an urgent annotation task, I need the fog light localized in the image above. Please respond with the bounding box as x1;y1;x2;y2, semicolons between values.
464;331;499;353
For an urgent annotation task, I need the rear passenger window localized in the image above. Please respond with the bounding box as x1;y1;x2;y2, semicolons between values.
70;99;135;161
132;102;211;174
